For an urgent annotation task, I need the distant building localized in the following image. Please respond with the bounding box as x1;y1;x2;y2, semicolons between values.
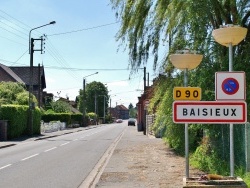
110;104;129;119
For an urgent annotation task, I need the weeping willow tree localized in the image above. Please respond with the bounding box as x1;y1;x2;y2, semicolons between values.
110;0;250;171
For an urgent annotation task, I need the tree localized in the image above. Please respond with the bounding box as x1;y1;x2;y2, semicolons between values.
49;100;71;113
0;82;37;105
78;81;108;118
110;0;250;171
110;0;250;73
128;103;134;110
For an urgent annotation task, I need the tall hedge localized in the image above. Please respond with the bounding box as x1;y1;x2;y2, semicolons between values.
41;113;71;125
0;105;41;139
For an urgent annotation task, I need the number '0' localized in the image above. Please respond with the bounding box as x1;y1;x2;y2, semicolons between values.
185;90;199;98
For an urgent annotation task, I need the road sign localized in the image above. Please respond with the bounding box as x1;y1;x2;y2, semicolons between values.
222;78;239;95
216;72;245;100
173;87;201;100
173;101;247;124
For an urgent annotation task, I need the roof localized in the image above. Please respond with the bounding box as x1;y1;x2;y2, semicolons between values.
9;65;46;89
116;105;129;111
0;64;25;84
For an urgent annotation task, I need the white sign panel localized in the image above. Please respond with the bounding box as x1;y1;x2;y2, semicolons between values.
173;101;247;124
215;72;245;100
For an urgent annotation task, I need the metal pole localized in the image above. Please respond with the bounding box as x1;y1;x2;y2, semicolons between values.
103;96;105;124
83;78;86;126
95;93;97;125
110;98;111;122
28;38;34;136
229;43;234;177
184;68;189;178
144;67;146;91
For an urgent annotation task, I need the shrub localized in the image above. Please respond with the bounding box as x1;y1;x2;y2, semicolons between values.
42;113;71;126
0;105;41;139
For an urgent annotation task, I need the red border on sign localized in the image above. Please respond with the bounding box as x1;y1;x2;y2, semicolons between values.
173;101;247;124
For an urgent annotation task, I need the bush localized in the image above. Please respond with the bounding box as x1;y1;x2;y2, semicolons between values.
42;113;71;126
0;105;41;139
71;113;86;126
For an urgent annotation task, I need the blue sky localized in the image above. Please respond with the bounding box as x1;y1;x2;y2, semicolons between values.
0;0;155;107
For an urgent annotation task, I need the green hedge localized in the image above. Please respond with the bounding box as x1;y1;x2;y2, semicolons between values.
41;113;71;125
41;113;92;127
71;113;85;124
0;105;41;139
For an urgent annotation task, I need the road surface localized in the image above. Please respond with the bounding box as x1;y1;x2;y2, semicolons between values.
0;123;126;188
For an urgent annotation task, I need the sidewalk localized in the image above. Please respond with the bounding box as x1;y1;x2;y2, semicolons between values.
95;125;203;188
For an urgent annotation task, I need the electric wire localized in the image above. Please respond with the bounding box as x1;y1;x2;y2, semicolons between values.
48;21;120;36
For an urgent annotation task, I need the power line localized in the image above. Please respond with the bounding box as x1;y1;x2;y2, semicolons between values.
48;21;120;36
43;66;129;71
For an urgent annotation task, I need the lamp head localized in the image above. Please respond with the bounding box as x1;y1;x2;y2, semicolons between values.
49;21;56;25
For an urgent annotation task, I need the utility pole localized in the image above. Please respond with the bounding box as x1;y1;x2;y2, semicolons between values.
95;93;97;125
29;36;44;135
103;96;106;124
147;72;149;86
82;78;86;126
144;67;146;91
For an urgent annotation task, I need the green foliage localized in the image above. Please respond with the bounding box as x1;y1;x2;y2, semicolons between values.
50;100;71;113
15;92;29;105
77;81;108;118
111;0;250;176
0;105;41;139
0;82;37;105
88;112;97;120
71;113;84;125
242;173;250;187
42;113;71;125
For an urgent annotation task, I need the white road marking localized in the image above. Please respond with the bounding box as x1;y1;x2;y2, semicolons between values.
0;164;12;170
44;147;57;152
73;139;78;141
60;142;70;146
21;153;39;161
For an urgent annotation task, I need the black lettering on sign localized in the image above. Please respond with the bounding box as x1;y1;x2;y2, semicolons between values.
185;90;190;98
176;90;181;98
193;90;199;98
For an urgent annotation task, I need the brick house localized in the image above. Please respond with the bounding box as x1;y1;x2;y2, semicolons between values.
110;104;129;120
0;63;46;107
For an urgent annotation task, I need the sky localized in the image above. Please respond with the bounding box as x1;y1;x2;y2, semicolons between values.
0;0;156;108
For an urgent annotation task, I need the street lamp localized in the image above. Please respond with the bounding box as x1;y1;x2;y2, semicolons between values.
98;95;107;124
109;94;116;122
28;21;56;136
82;72;98;126
212;25;247;177
170;50;203;178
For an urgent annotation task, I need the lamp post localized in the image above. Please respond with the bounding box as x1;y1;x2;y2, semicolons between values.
82;72;98;126
170;51;203;178
98;95;107;124
212;25;247;177
28;21;56;136
109;94;116;122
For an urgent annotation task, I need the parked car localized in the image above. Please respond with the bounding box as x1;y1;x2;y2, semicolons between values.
128;118;136;126
116;119;123;123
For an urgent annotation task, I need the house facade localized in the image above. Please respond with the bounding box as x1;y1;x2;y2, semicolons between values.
110;104;129;120
0;63;47;107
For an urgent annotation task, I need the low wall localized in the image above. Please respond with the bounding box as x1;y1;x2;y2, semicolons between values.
40;121;66;133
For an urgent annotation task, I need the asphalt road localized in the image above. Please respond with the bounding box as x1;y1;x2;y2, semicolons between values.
0;123;126;188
